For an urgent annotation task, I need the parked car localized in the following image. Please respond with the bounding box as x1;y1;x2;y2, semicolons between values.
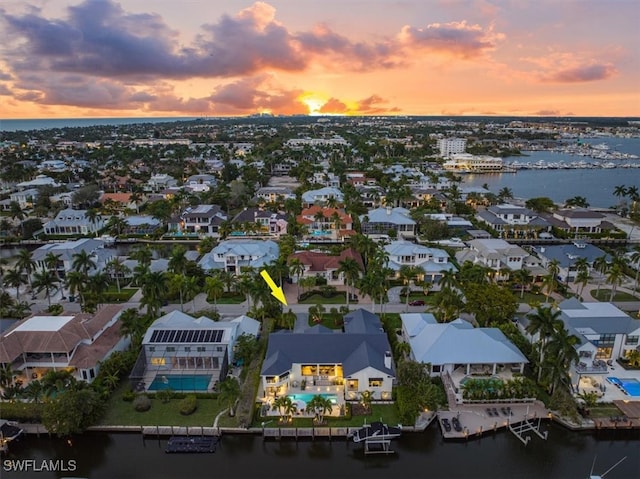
409;300;425;306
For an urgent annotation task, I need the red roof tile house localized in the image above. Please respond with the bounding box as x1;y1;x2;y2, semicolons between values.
296;206;353;240
0;305;129;384
288;248;364;285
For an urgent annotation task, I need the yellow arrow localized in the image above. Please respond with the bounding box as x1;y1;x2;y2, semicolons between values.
260;270;288;306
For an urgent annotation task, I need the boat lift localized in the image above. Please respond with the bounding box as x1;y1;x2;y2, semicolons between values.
508;416;548;446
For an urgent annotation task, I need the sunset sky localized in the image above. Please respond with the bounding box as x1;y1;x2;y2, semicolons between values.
0;0;638;118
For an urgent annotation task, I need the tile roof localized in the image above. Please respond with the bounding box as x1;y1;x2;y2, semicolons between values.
288;248;364;273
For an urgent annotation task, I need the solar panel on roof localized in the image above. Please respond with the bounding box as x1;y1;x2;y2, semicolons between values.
150;330;160;342
186;331;194;342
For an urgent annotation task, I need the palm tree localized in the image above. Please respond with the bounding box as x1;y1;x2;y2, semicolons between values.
306;394;333;424
106;257;130;293
399;265;423;311
72;250;96;275
359;390;373;415
526;306;562;382
218;377;241;416
288;258;305;300
106;216;128;236
592;255;609;296
4;268;27;301
87;271;110;307
575;269;592;299
544;325;579;394
85;209;101;237
564;196;589;208
437;269;459;291
168;245;188;275
131;246;153;268
9;201;25;237
140;271;167;318
204;275;224;306
119;308;146;347
613;184;628;202
512;268;532;299
497;187;514;203
605;263;624;302
15;249;36;289
337;257;362;308
32;268;60;306
629;246;640;292
65;271;88;304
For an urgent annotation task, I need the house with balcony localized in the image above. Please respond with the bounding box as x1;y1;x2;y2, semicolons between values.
360;207;416;239
145;174;177;192
169;204;227;237
0;305;128;384
198;239;279;274
400;313;528;381
231;208;288;237
43;209;104;236
384;240;456;282
476;204;550;238
456;239;529;280
301;187;344;206
9;188;39;209
288;248;364;286
260;309;395;403
130;310;260;392
297;206;353;240
255;186;296;204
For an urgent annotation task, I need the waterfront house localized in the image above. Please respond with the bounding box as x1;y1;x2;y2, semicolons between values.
301;187;344;206
31;238;114;278
287;248;364;286
260;309;394;402
198;239;279;275
476;204;550;238
542;208;614;235
131;311;260;392
9;188;39;209
384;240;456;282
231;208;288;237
145;174;177;192
400;313;528;378
43;209;104;236
531;242;609;282
169;204;227;237
0;305;129;383
360;207;416;239
255;186;296;204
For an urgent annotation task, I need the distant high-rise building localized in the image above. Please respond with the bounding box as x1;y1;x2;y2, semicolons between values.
437;137;466;157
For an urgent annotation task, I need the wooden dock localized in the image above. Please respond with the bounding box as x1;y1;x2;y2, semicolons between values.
262;427;353;441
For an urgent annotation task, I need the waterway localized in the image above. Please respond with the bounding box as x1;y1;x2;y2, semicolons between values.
3;425;639;479
463;137;640;209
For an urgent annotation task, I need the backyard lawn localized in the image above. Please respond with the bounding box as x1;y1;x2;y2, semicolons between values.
587;404;623;418
590;289;639;302
299;292;348;304
307;313;345;329
100;384;225;427
210;292;246;304
253;403;402;428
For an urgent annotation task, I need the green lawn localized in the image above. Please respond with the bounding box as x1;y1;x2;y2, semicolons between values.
587;405;623;418
399;292;438;305
516;291;548;305
590;289;639;302
209;292;246;304
102;288;137;302
307;313;344;329
100;384;226;426
253;403;402;428
298;293;348;304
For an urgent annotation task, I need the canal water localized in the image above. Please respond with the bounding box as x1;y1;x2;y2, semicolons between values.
3;424;639;479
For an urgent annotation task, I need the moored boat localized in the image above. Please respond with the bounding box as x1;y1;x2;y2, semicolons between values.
350;421;402;443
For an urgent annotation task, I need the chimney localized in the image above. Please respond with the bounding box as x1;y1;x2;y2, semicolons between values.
386;206;392;215
384;351;392;369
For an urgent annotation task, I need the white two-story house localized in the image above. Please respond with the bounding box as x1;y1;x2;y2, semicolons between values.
476;204;550;238
456;239;529;280
198;239;279;274
384;240;456;282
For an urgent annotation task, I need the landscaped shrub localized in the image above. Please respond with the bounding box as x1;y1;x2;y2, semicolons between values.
0;402;44;422
48;304;63;315
122;390;136;402
156;388;175;404
133;394;151;412
179;394;198;415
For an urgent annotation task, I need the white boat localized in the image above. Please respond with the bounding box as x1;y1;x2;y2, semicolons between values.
588;456;627;479
592;142;610;150
350;421;402;443
0;419;24;452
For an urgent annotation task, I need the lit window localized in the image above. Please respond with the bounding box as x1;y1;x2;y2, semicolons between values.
151;358;166;366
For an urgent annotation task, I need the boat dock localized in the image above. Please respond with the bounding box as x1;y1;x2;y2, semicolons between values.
262;427;355;440
165;436;219;453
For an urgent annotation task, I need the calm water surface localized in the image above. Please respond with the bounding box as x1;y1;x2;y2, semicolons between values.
3;425;639;479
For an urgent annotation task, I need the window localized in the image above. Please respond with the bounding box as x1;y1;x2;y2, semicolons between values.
82;370;88;380
216;346;223;352
432;365;441;373
596;334;616;347
184;347;191;352
626;336;639;346
151;358;166;366
166;346;176;352
89;369;95;379
149;347;155;352
368;378;383;388
197;347;206;352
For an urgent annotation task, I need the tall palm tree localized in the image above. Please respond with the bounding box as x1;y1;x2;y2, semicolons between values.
306;394;333;424
4;268;27;301
140;271;167;318
72;250;96;275
337;257;362;308
399;265;424;311
119;308;146;347
218;377;241;416
288;258;305;300
167;245;188;275
106;257;130;293
32;268;60;306
629;246;640;292
592;255;609;296
605;263;624;302
131;246;153;268
526;306;563;382
497;187;514;203
85;209;102;237
512;267;532;299
437;269;459;291
204;275;225;306
65;271;87;304
87;271;110;307
44;252;65;298
15;249;36;289
575;269;592;299
544;325;580;394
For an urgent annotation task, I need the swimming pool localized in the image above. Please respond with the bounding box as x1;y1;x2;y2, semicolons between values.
606;377;640;396
148;374;212;391
287;393;338;405
310;230;331;236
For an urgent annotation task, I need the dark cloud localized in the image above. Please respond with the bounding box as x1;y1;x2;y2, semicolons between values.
542;64;617;83
534;110;561;116
355;95;400;114
0;84;12;95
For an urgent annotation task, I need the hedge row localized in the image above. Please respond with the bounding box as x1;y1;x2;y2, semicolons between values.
1;402;44;422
